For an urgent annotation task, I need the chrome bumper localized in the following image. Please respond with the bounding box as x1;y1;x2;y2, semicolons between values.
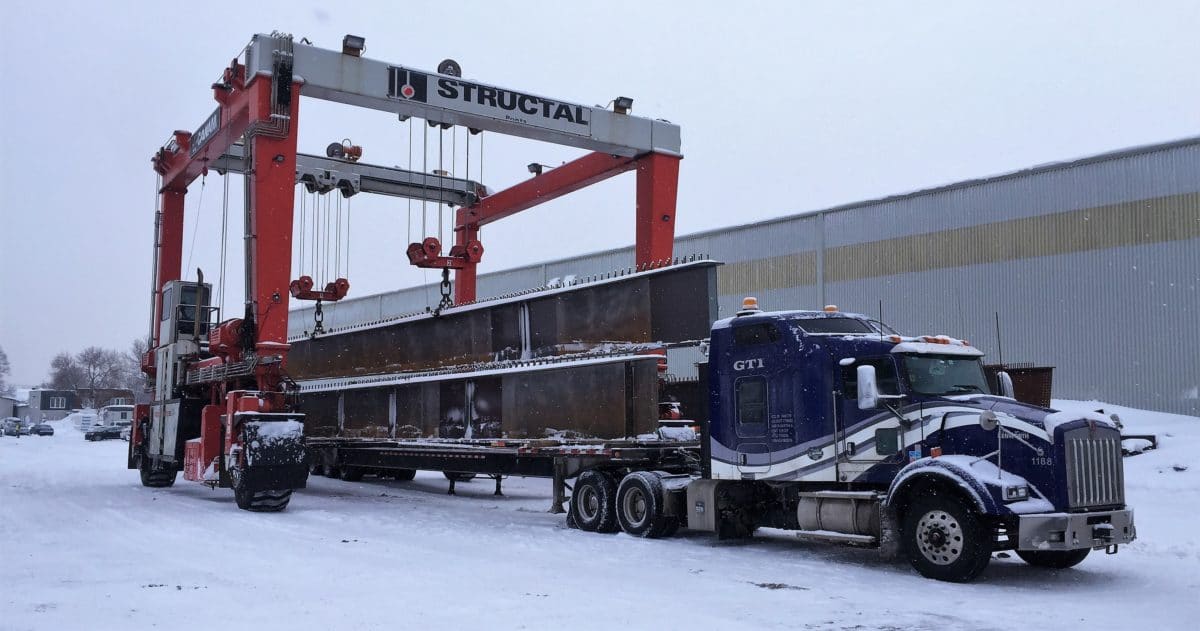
1016;509;1135;551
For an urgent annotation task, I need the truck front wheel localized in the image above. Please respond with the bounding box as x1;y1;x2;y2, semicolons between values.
1016;548;1090;569
902;494;991;582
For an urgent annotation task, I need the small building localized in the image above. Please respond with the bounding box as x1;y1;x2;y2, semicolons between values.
0;395;19;419
75;388;134;409
25;388;79;422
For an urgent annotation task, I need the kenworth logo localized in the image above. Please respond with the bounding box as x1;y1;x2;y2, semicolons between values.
386;66;590;135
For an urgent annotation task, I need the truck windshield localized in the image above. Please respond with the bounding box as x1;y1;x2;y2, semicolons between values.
902;355;992;396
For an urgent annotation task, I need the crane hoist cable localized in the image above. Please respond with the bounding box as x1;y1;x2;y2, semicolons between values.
297;185;305;285
438;126;444;247
335;193;342;279
184;175;207;278
324;193;332;285
422;122;429;239
218;172;230;315
406;117;413;246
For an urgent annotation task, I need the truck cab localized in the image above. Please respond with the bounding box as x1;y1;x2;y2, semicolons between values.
689;299;1135;581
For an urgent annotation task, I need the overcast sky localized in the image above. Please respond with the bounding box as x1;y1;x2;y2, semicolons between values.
2;1;1198;386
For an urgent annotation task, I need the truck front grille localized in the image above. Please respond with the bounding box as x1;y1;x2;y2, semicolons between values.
1064;427;1124;509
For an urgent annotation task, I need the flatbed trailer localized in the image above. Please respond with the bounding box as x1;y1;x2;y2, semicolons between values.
306;435;701;512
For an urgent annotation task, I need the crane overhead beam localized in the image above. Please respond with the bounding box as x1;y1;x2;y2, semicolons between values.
240;34;682;158
211;143;488;207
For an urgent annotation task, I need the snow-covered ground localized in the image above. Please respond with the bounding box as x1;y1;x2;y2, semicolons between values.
2;401;1197;631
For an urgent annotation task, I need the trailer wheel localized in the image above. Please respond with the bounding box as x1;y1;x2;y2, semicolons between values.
616;471;676;538
902;494;991;582
321;464;340;478
443;472;476;483
571;470;619;533
391;469;417;481
1016;548;1090;569
139;459;177;488
339;466;365;482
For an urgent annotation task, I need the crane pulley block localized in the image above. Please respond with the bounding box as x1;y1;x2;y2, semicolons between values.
406;237;484;270
288;276;350;302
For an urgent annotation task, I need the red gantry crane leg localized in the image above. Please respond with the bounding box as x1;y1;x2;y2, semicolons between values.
447;151;682;304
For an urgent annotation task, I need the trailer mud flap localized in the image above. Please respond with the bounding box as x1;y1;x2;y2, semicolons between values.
241;417;309;491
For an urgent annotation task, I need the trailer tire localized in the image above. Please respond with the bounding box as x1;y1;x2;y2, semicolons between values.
392;469;417;481
1016;548;1090;569
902;493;991;582
443;472;476;483
321;464;340;478
616;471;676;538
571;470;619;533
339;466;365;482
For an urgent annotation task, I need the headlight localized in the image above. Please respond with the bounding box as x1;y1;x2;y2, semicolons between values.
1004;485;1030;501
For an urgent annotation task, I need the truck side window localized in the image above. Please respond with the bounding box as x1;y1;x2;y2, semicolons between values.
736;377;767;426
842;357;900;395
733;324;779;346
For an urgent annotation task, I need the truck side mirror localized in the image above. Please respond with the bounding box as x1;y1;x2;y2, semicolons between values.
996;371;1015;399
857;365;881;410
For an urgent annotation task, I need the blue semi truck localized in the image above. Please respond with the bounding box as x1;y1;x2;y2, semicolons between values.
565;299;1136;582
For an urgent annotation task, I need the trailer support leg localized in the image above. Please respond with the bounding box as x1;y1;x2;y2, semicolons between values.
493;475;504;496
447;478;456;495
550;458;567;514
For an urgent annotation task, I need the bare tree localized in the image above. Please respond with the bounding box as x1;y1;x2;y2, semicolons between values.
48;352;85;391
77;346;123;398
0;345;11;395
120;338;151;393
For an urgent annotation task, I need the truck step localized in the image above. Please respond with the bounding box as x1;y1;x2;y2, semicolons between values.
796;490;880;501
793;529;878;546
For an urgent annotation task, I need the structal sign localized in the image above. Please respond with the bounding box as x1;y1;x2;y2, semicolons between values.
386;66;591;136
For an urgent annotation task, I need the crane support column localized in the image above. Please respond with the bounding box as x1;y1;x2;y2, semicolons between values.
635;153;681;267
243;76;302;390
152;189;186;348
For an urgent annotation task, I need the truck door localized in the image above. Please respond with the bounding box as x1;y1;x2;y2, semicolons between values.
835;357;904;482
728;322;783;475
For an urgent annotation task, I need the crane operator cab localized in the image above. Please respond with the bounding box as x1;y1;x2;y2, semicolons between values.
159;280;215;345
154;280;217;402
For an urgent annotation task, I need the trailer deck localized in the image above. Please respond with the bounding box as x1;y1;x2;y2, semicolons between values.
306;434;701;511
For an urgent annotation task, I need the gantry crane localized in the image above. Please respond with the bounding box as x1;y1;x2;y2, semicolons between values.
131;32;682;510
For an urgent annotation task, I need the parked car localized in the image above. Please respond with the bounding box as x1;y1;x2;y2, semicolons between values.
31;423;55;436
84;425;124;441
3;418;32;436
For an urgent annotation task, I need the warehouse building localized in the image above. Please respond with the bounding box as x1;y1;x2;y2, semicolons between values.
293;137;1200;416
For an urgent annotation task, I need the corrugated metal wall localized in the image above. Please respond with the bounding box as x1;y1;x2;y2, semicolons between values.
292;138;1200;416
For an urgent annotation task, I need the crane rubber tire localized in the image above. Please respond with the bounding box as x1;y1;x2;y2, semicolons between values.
235;487;293;512
139;460;177;488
